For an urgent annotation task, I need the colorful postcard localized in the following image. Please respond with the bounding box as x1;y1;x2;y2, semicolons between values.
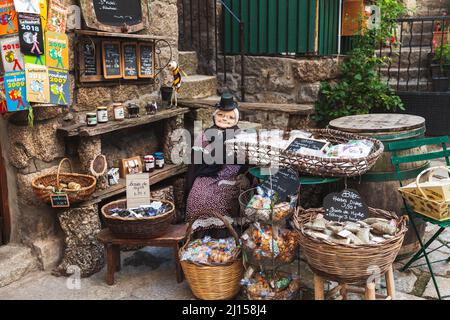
18;12;44;56
4;70;29;111
45;31;68;70
0;35;24;71
46;0;66;33
0;0;19;36
48;67;70;105
13;0;39;14
0;77;7;114
25;63;49;103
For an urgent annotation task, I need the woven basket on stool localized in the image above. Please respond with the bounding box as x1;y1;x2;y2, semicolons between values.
179;212;243;300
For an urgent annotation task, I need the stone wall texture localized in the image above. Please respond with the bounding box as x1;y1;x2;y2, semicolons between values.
1;0;179;277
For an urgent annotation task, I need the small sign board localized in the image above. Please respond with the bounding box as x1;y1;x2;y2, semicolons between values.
0;0;19;36
323;189;369;223
48;67;70;105
25;63;50;103
50;193;70;208
102;41;122;79
1;35;24;72
122;42;138;80
13;0;39;14
45;31;68;70
18;12;44;56
285;137;329;153
79;38;101;82
4;70;29;111
46;0;67;33
126;173;150;209
138;42;154;78
261;167;299;202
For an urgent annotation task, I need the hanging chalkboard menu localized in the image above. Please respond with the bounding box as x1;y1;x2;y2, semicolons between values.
80;38;101;82
261;167;299;202
323;189;369;223
138;43;154;78
122;42;137;80
102;41;122;79
80;0;145;33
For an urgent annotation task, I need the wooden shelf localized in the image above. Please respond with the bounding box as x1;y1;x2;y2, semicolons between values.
57;107;190;138
78;163;188;207
74;30;171;42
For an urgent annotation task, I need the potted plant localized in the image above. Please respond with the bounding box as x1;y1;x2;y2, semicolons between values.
430;43;450;92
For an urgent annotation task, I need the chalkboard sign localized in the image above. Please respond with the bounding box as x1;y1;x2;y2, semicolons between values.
138;43;154;78
261;167;299;202
323;189;369;223
80;38;101;82
80;0;145;33
102;41;122;79
122;42;137;80
285;138;329;153
50;193;70;208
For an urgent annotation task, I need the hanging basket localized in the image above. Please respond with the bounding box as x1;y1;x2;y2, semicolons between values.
179;212;243;300
281;129;384;177
31;158;97;205
293;207;407;284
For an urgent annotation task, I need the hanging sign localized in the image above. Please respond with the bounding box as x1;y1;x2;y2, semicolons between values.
79;37;101;82
45;31;68;69
48;67;70;105
138;42;154;78
13;0;39;14
46;0;66;33
4;70;29;111
18;12;43;56
323;189;369;223
122;42;137;80
50;193;69;208
1;35;24;71
0;0;19;36
0;77;7;114
25;63;49;103
260;167;299;202
102;41;122;79
126;173;150;209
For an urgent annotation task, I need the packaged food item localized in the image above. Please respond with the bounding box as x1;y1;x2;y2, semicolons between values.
325;140;374;159
241;270;300;300
180;236;239;265
109;201;170;219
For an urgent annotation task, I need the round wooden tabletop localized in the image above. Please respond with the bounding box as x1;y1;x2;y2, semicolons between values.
328;114;425;133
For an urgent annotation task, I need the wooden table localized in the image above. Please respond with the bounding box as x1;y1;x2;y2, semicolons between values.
96;224;188;285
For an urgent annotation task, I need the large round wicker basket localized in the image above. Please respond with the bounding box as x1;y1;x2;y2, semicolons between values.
101;199;175;239
293;207;407;284
31;158;97;205
179;212;243;300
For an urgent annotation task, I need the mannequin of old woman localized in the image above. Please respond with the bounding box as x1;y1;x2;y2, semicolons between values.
185;93;249;231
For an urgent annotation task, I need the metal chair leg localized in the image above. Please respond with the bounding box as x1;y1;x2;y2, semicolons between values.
402;227;445;270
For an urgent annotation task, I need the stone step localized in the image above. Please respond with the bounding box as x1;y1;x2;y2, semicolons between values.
385;78;431;91
379;67;430;82
178;74;217;99
377;46;432;68
178;51;199;76
398;32;433;47
0;245;38;288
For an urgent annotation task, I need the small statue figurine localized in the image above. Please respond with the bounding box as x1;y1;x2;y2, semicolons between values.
167;61;182;108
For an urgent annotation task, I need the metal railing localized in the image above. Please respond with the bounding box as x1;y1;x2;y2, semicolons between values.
378;15;450;92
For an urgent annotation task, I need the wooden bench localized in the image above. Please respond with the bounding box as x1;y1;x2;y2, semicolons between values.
96;224;188;285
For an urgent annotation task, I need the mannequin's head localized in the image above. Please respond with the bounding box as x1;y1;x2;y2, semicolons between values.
213;108;239;129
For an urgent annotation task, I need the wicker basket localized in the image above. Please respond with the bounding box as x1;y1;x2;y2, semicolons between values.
282;129;384;177
293;207;407;284
101;199;175;239
179;212;243;300
31;158;97;205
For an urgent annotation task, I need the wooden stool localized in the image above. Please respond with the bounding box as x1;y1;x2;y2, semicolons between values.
96;224;188;285
313;265;396;300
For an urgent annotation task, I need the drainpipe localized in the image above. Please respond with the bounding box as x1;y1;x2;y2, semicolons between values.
338;0;342;56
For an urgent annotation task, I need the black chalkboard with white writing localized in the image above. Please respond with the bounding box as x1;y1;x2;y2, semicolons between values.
50;193;70;208
102;41;122;79
83;41;98;76
138;43;154;78
261;167;299;202
323;189;369;223
93;0;142;27
285;138;328;153
122;42;138;79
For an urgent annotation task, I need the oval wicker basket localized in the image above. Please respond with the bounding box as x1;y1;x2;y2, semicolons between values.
293;207;407;284
179;212;243;300
31;158;97;205
282;129;384;177
101;199;175;239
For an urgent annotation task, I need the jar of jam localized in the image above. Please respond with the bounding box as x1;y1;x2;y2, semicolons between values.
144;155;155;173
97;107;108;123
113;103;125;121
86;113;97;126
154;152;164;169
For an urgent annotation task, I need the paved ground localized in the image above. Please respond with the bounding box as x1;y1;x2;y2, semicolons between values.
0;224;448;300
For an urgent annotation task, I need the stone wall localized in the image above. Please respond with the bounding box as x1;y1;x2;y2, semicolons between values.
1;0;179;274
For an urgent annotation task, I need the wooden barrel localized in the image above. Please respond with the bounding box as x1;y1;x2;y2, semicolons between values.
329;114;428;260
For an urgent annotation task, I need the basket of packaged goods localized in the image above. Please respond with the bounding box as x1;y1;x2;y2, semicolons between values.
239;187;297;224
179;211;243;300
281;129;384;177
101;199;175;239
32;158;97;205
293;207;407;284
241;222;300;267
241;268;301;300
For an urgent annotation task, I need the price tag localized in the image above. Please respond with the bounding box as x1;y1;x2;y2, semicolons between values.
126;173;150;209
323;189;369;223
285;137;328;153
50;193;70;208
